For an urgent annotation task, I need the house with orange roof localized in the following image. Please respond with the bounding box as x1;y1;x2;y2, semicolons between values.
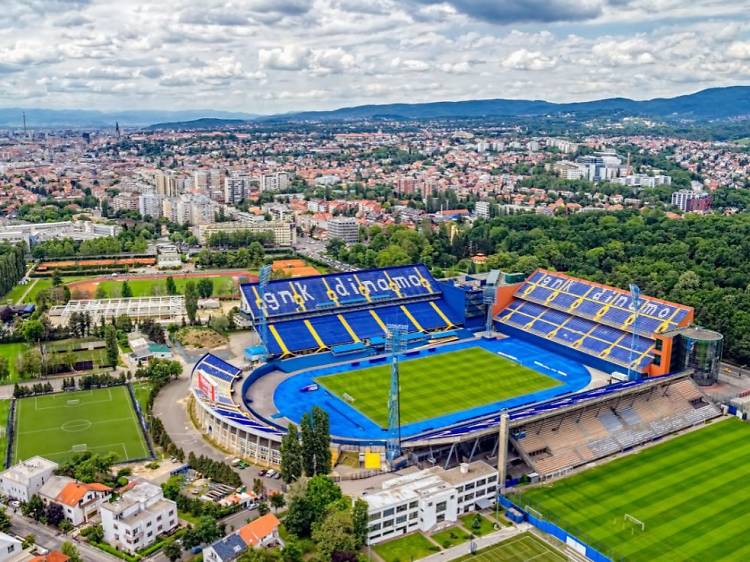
204;513;281;562
39;476;112;526
31;551;70;562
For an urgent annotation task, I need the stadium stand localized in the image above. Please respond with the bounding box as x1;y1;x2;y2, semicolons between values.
511;377;720;478
240;265;464;358
497;269;693;375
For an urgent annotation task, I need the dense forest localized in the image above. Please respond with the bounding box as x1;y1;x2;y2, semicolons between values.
331;212;750;365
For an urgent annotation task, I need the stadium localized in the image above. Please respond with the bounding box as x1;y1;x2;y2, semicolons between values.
189;264;724;478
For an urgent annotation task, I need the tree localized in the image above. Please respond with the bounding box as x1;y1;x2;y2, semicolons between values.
312;508;356;561
352;498;369;548
115;314;133;332
0;356;9;381
163;541;182;562
162;475;183;500
197;278;214;298
95;285;108;299
121;280;132;298
51;270;62;286
22;534;35;549
185;280;198;324
257;501;270;516
45;502;65;527
104;325;119;367
0;509;10;532
252;477;265;499
21;319;45;345
61;541;82;562
165;276;177;295
280;424;303;483
311;406;332;475
270;493;286;513
22;495;45;521
284;497;315;538
281;540;303;562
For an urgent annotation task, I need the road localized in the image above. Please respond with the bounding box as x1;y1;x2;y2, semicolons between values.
294;238;357;272
8;509;120;561
153;373;282;493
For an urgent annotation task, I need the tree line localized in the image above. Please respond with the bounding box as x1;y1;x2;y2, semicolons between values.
0;243;26;299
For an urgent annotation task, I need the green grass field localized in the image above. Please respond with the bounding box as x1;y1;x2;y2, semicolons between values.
432;526;471;549
0;400;10;465
14;386;150;464
316;348;560;427
132;382;152;414
0;342;29;382
518;418;750;562
372;532;440;562
454;532;567;562
95;275;238;298
2;276;87;305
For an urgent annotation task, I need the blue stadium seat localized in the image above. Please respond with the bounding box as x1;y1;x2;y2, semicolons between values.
308;315;355;346
342;310;387;340
273;319;319;353
405;301;449;330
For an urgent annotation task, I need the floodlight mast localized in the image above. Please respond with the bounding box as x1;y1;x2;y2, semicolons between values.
386;324;408;465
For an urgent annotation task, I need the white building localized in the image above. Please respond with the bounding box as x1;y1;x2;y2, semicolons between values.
100;481;178;555
259;172;290;192
475;201;491;219
363;461;498;544
39;476;112;526
154;171;177;197
138;194;163;219
0;532;23;561
224;173;255;204
0;221;121;247
327;217;358;243
0;456;58;502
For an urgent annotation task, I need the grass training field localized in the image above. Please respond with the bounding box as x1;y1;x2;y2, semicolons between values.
92;275;239;298
454;532;567;562
14;386;150;464
372;532;440;562
316;347;560;426
518;418;750;562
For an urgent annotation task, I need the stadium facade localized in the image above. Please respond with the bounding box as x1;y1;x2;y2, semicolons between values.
189;264;722;476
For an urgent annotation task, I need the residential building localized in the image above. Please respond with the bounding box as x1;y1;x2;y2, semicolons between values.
475;201;491;219
259;172;289;192
39;476;111;526
363;461;497;544
327;217;359;243
111;193;140;212
194;219;296;246
0;532;23;561
154;171;177;197
0;456;58;501
224;173;254;204
671;189;711;212
203;514;281;562
100;481;178;555
31;551;70;562
138;194;163;219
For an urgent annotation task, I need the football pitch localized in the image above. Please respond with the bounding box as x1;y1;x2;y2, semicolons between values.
316;347;560;427
518;418;750;562
13;386;150;464
454;532;566;562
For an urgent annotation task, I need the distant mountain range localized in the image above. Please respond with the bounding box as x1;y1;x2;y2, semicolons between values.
0;108;257;128
277;86;750;122
3;86;749;129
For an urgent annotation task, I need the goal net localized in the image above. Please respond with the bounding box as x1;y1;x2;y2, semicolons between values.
72;444;88;453
525;505;543;520
624;514;645;534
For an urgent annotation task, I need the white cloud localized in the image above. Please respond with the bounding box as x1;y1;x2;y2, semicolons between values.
501;49;556;71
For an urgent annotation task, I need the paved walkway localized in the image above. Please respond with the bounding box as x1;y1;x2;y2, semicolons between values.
417;523;531;562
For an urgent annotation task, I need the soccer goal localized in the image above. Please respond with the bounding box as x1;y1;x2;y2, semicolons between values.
525;505;544;520
72;444;88;453
67;399;80;406
624;514;646;534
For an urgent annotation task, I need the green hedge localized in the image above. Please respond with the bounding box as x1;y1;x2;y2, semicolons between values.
89;541;141;562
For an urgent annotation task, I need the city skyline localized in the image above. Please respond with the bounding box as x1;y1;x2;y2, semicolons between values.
2;0;750;114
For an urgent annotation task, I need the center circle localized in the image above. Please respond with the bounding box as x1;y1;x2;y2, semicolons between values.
61;419;92;432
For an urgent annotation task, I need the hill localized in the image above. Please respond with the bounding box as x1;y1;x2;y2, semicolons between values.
276;86;750;122
0;108;257;128
146;117;248;130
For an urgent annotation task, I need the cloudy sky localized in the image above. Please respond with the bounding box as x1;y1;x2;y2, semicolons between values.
2;0;750;114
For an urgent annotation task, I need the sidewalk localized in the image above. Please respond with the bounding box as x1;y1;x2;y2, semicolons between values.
418;523;531;562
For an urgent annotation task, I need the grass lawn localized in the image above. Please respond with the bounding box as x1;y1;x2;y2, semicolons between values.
373;533;440;562
453;532;567;562
316;347;560;427
459;513;497;537
13;386;150;464
432;526;471;549
96;275;237;298
517;418;750;562
132;382;152;413
0;342;28;382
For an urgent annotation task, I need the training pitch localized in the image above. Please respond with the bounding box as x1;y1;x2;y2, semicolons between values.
454;532;566;562
316;347;560;427
519;418;750;562
13;386;150;464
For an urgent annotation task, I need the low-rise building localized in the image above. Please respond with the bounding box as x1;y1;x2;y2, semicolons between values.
363;461;497;544
0;456;58;502
203;514;282;562
0;532;23;561
39;476;111;526
326;217;358;243
193;219;296;247
100;481;178;554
